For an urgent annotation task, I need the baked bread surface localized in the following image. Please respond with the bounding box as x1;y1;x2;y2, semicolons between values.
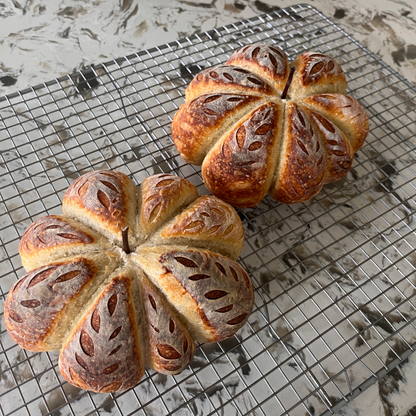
172;43;369;207
5;170;254;393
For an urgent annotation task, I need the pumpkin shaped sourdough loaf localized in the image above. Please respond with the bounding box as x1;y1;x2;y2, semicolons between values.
171;43;369;208
5;170;254;393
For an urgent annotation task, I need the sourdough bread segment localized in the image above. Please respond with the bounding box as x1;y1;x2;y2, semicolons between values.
59;271;145;393
202;101;285;208
132;245;254;344
5;252;120;351
171;93;264;165
5;170;254;393
140;272;195;375
149;195;245;260
226;43;290;94
171;43;369;208
19;215;110;270
62;170;137;247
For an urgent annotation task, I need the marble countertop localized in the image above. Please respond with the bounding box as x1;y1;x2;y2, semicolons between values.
1;1;416;415
0;0;415;97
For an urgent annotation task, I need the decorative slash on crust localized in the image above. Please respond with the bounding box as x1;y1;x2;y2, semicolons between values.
270;102;326;203
288;52;347;98
171;43;369;207
185;65;275;100
139;173;199;238
158;195;245;260
19;215;109;270
59;275;145;393
226;43;289;93
172;93;263;165
62;170;137;246
304;108;354;183
300;94;369;152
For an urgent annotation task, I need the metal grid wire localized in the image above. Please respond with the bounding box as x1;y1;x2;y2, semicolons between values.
1;3;416;415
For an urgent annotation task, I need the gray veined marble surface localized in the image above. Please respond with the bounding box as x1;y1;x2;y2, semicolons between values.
0;1;416;416
0;0;415;97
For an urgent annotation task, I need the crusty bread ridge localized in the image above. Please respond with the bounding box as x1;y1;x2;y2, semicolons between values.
5;251;120;351
62;170;138;247
19;215;111;271
148;195;245;260
58;267;145;393
132;245;254;344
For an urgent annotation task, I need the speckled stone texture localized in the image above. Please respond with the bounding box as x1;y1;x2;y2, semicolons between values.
0;0;415;97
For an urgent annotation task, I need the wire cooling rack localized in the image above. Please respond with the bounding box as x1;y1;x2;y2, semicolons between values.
1;3;416;416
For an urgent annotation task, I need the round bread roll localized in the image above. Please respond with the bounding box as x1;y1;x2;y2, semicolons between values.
5;170;253;393
171;43;369;208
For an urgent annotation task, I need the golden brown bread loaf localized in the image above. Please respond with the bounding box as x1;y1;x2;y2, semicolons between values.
171;43;369;208
5;170;254;393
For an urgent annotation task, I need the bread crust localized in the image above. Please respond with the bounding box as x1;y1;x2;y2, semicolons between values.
159;249;254;342
4;255;118;352
138;173;199;238
155;195;245;260
59;274;145;393
288;52;347;98
133;246;254;344
270;102;326;203
172;93;263;164
141;276;195;375
63;170;137;247
226;43;289;94
19;215;109;271
301;106;354;184
202;101;284;208
185;65;275;101
300;93;369;152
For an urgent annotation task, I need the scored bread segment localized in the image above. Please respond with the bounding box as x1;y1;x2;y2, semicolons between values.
172;93;264;165
132;245;254;344
150;195;244;260
299;94;369;153
19;215;110;271
287;52;347;99
202;101;285;208
59;271;145;393
300;105;355;184
62;170;137;247
270;101;326;204
138;173;199;239
140;273;195;375
185;65;276;101
4;252;120;352
226;43;289;95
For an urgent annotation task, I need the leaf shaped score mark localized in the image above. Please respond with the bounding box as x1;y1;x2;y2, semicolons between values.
144;175;182;224
72;173;124;219
20;299;41;308
80;331;94;357
21;217;94;255
225;104;275;164
303;54;340;86
157;344;181;359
